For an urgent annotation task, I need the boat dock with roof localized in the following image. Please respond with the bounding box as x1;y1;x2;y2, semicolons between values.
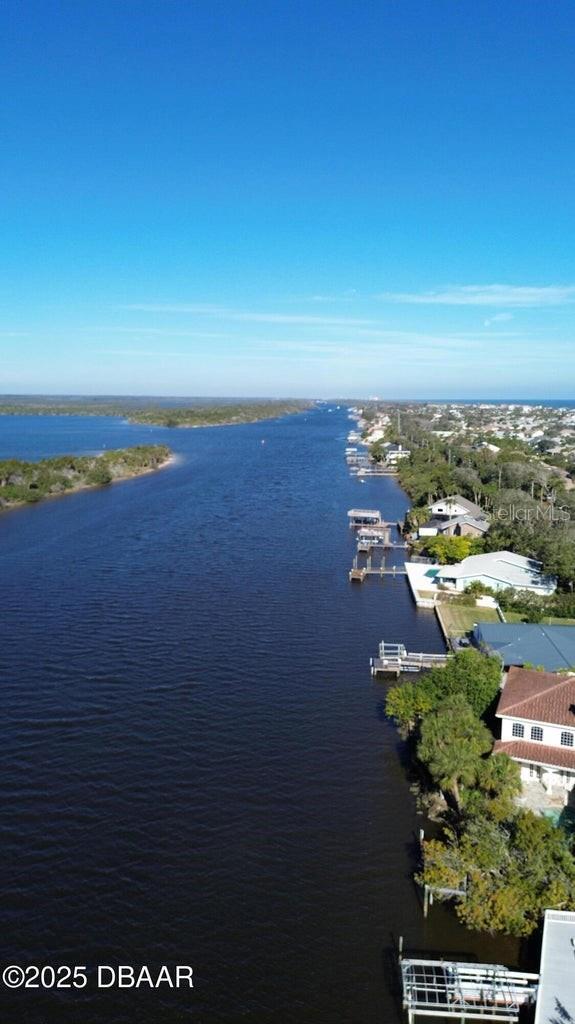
400;955;538;1023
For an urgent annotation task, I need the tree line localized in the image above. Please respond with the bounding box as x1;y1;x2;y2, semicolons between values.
0;445;171;509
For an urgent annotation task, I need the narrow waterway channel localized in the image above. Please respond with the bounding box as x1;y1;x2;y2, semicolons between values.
0;407;520;1023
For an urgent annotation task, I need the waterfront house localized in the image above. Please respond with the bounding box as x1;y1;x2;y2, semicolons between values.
434;551;557;596
429;494;484;519
474;621;575;671
381;442;411;464
493;666;575;798
418;513;490;539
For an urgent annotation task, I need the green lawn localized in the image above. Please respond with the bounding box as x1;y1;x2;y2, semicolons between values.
439;605;575;637
437;603;501;638
501;611;575;625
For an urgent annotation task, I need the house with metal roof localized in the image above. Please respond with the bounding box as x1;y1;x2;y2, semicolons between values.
474;622;575;671
494;666;575;799
435;550;557;596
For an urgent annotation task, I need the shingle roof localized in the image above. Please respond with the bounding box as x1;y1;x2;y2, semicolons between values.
475;622;575;671
493;738;575;771
496;665;575;727
432;494;484;516
438;514;490;533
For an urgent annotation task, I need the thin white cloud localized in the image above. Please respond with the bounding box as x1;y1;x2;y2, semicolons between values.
309;289;359;302
122;303;376;327
484;313;514;327
376;285;575;307
82;327;228;338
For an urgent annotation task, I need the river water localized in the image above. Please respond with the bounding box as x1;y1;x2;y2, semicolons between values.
0;407;518;1023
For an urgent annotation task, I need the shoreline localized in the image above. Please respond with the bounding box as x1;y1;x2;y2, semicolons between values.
0;453;175;515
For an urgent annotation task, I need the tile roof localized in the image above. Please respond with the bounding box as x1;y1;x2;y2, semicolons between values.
493;738;575;771
496;666;575;727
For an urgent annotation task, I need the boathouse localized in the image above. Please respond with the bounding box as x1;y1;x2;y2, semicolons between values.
347;508;382;526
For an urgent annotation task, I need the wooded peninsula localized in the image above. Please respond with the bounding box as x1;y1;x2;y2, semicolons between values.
0;445;171;511
0;397;311;428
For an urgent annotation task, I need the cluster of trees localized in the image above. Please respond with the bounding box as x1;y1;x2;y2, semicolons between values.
422;810;575;936
130;401;310;427
0;399;310;427
386;648;502;735
385;649;575;935
416;534;484;564
460;581;575;623
0;445;170;509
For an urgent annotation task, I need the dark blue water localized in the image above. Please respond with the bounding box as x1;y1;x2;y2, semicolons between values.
0;409;518;1023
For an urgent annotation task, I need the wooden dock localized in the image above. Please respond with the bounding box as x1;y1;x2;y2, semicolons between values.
370;642;450;675
348;554;407;581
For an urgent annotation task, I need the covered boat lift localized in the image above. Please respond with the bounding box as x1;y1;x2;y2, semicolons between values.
400;957;538;1023
347;508;382;526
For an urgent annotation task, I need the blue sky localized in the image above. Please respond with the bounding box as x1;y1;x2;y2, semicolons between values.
2;0;575;398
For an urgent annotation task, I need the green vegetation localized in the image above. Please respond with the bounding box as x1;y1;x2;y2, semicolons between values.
0;398;311;428
385;649;502;733
462;580;575;624
421;809;575;937
385;649;575;935
416;534;484;564
0;445;171;510
437;603;501;638
418;694;492;811
368;403;575;594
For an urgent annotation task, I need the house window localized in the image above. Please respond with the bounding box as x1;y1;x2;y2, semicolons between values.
531;726;544;742
561;731;574;747
512;722;525;738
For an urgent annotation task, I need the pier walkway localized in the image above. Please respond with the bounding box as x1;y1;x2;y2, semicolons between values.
370;642;450;675
348;555;407;582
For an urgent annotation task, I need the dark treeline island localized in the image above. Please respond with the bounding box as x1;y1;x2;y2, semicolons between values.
0;396;312;428
0;445;171;510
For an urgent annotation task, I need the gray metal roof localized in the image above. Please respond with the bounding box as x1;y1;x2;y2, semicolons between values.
437;551;556;590
475;622;575;671
534;909;575;1024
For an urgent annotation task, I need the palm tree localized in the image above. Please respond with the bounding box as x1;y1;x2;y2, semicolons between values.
418;695;492;811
